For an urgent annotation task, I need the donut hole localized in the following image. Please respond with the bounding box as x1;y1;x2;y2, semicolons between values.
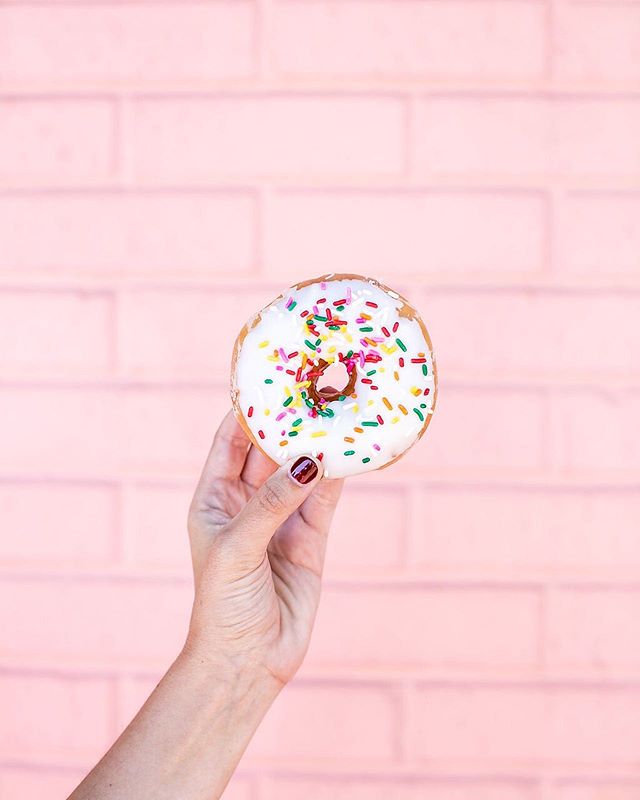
317;361;350;398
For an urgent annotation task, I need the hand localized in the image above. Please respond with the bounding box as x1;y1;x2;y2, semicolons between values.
185;411;344;688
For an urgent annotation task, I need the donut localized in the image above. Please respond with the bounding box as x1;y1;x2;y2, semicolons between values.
231;274;437;479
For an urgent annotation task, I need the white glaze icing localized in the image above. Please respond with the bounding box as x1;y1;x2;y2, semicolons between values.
232;275;436;478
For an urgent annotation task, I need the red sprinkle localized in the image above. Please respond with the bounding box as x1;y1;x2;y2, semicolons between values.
376;414;384;425
393;321;399;332
411;358;427;363
288;351;299;358
300;309;309;317
295;367;302;381
424;388;431;395
370;385;379;390
361;378;373;384
366;301;378;308
258;429;265;439
317;452;324;461
399;357;405;368
248;406;254;417
333;299;347;306
381;326;391;338
317;297;326;304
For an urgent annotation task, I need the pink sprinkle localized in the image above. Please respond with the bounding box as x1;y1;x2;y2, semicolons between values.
276;365;284;371
285;296;293;308
313;305;319;314
373;336;384;343
346;287;352;304
288;407;297;415
281;429;286;436
373;444;381;451
356;317;366;324
321;281;327;289
276;412;286;421
360;338;369;348
360;351;365;368
279;347;289;363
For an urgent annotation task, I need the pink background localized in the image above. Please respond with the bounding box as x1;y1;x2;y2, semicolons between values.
1;1;640;798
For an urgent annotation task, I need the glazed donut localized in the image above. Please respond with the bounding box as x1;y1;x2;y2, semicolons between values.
231;274;437;478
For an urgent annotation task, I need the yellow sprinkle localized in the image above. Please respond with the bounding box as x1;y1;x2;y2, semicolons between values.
328;346;337;354
284;385;291;396
311;431;327;438
267;355;279;362
394;371;399;381
379;366;385;372
411;387;421;396
301;353;308;368
259;340;269;348
381;344;398;355
296;380;311;389
345;333;353;343
367;399;374;407
399;404;408;415
391;416;400;424
264;409;270;416
344;436;355;443
352;404;359;414
383;397;392;410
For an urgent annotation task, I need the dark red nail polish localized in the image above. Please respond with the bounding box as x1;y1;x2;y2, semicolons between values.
290;456;318;485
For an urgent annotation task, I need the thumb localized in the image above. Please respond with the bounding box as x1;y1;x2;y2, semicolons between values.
224;455;323;559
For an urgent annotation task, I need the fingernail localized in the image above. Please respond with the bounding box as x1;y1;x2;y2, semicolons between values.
290;456;318;485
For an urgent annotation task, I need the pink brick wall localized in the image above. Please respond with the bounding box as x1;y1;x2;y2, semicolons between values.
1;2;639;798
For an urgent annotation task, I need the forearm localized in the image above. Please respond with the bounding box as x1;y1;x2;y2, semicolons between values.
69;650;281;800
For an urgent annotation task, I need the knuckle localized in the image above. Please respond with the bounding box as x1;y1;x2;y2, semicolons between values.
257;480;288;516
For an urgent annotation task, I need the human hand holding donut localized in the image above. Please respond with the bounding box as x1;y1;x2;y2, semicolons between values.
69;274;436;800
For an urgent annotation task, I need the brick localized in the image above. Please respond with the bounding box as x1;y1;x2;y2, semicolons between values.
556;4;640;82
324;485;406;572
0;767;85;800
118;287;271;381
0;192;255;275
0;673;112;760
424;290;640;376
550;783;640;800
245;682;397;761
0;3;253;85
413;488;640;574
0;100;113;184
415;98;640;178
410;685;640;762
400;386;545;472
306;587;539;668
0;577;191;663
548;589;640;671
264;777;537;800
266;191;545;277
557;193;640;276
549;390;640;473
0;483;116;565
0;290;112;378
124;484;192;569
131;97;404;181
0;387;229;479
274;0;545;80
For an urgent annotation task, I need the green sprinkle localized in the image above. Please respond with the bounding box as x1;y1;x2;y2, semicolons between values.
325;407;335;417
362;421;379;427
366;369;376;376
346;350;353;358
413;407;425;421
288;431;299;437
420;403;427;409
314;314;327;322
422;364;428;376
283;396;293;407
264;378;273;384
396;338;407;352
328;325;340;331
344;450;355;456
305;398;314;408
338;395;346;401
287;301;297;311
362;457;371;464
315;338;322;346
292;418;303;427
359;326;373;333
336;305;345;311
304;339;316;350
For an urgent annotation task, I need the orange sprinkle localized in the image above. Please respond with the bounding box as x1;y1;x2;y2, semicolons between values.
344;436;355;443
383;397;392;410
279;440;288;447
394;371;399;381
398;404;408;415
354;426;364;433
361;312;372;320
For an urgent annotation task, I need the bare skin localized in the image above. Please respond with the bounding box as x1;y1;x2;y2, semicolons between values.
68;411;343;800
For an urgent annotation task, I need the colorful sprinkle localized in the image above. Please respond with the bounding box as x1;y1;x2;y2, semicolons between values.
395;338;407;352
362;456;371;463
311;431;327;438
283;396;293;407
344;450;355;456
258;429;265;439
413;407;425;421
247;406;253;417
